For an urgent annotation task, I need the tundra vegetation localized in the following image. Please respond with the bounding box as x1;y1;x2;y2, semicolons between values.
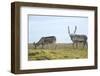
28;43;88;61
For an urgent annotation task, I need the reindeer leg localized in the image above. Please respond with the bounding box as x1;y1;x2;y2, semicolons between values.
76;42;78;48
83;42;85;48
85;41;88;48
42;44;44;49
34;44;36;49
74;43;75;48
74;42;76;48
55;44;57;49
83;42;86;48
75;42;78;49
48;43;49;49
73;42;74;48
86;41;88;48
83;41;87;48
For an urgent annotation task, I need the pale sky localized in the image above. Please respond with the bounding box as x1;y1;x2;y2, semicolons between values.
28;15;88;43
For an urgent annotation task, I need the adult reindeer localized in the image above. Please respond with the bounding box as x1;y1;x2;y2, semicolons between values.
68;26;87;48
33;36;56;49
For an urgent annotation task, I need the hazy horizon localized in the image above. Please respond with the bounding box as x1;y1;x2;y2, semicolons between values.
28;15;88;43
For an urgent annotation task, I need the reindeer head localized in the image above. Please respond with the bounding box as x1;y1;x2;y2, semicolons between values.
33;42;37;49
68;26;77;40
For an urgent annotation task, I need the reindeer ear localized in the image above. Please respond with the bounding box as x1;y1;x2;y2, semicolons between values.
74;26;77;34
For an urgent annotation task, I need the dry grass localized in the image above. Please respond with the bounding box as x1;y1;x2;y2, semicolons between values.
28;43;88;61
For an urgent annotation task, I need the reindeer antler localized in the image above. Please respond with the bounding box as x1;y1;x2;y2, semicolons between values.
74;26;77;34
68;26;70;34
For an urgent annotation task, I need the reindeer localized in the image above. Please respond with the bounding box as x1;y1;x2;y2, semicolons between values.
33;36;56;49
68;26;87;48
